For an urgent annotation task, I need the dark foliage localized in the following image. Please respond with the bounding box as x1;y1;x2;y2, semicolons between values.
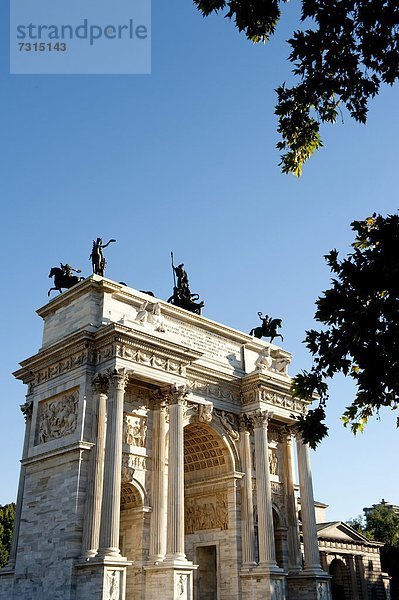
193;0;399;175
291;213;399;447
0;503;15;568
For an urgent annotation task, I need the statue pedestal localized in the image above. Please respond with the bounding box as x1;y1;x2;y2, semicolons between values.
144;561;197;600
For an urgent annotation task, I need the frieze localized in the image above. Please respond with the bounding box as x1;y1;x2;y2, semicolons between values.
271;481;284;496
35;349;95;385
36;389;79;444
122;452;147;472
97;342;186;376
242;386;307;414
185;491;228;534
186;379;241;403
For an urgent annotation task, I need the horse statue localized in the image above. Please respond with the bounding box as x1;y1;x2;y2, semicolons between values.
48;265;84;296
249;312;284;344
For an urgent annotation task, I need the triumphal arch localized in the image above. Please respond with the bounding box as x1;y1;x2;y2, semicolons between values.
0;276;332;600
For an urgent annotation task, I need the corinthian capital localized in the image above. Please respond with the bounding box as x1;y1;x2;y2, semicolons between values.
20;399;33;422
168;384;188;406
151;388;169;411
108;368;130;391
92;372;110;395
251;410;273;429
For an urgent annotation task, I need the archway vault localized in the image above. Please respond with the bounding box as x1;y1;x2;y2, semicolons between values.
184;422;234;482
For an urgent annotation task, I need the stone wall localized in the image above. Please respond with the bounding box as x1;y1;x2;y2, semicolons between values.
11;448;89;600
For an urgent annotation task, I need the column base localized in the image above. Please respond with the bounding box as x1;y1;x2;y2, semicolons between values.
241;569;287;600
75;558;132;600
144;561;198;600
287;572;332;600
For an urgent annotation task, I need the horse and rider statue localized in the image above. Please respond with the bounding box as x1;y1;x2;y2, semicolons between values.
48;264;84;296
167;253;205;315
48;237;117;296
249;312;284;344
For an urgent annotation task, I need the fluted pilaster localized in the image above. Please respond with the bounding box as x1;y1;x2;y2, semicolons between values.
166;385;187;562
98;368;129;558
296;436;324;574
252;411;279;570
239;416;256;567
81;373;109;558
6;397;33;569
148;389;168;562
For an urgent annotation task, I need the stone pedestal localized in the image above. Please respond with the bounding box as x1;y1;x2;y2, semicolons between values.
241;571;287;600
144;564;197;600
76;560;132;600
287;574;331;600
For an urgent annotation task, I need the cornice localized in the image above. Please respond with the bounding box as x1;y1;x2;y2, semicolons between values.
22;441;94;466
13;329;96;383
94;323;203;364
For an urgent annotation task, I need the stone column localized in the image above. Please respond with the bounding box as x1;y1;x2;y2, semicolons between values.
97;368;129;559
165;386;187;563
252;411;279;571
348;555;360;600
281;430;302;573
296;436;324;574
148;390;168;562
6;396;33;570
81;373;109;558
239;416;256;568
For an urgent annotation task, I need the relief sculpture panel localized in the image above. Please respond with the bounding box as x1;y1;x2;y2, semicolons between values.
36;389;79;444
123;414;147;447
185;492;228;534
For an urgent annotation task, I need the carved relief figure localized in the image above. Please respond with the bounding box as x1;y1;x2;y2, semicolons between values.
177;574;186;598
151;302;165;332
272;355;290;375
123;414;147;447
215;409;240;441
134;301;165;332
255;347;273;371
198;403;213;423
121;454;135;483
106;570;120;600
269;448;279;476
38;391;78;444
272;578;285;600
135;301;150;325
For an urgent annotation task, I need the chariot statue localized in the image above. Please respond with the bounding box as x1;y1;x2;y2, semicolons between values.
167;253;204;315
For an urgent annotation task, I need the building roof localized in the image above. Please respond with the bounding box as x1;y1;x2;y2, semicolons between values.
316;521;383;547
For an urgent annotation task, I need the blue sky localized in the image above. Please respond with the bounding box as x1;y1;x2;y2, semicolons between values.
0;0;398;521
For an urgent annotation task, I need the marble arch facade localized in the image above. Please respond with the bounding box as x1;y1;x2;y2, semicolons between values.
1;276;334;600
